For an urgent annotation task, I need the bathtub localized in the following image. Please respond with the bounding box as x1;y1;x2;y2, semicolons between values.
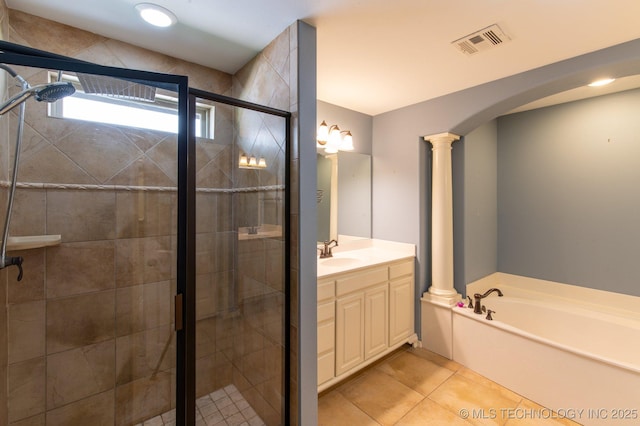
452;273;640;426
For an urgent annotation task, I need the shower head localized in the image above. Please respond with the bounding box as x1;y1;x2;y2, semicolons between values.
33;81;76;102
0;63;76;115
0;81;75;115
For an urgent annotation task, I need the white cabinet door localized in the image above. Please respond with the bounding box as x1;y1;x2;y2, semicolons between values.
335;292;365;376
364;283;388;359
317;300;335;385
389;276;414;346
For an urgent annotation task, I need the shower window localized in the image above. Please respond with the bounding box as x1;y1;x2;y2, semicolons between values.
48;73;215;138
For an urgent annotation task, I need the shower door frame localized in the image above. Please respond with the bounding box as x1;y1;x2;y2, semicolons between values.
188;88;292;426
0;41;292;426
0;42;194;424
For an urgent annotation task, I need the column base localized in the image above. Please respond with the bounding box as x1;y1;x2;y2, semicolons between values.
420;292;461;359
424;286;461;307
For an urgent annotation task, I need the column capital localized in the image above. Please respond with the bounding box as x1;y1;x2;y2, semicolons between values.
423;132;460;146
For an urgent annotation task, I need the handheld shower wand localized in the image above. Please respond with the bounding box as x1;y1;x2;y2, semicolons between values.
0;81;76;114
0;64;75;280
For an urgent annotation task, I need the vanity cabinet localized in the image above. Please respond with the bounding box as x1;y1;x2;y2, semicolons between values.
317;257;416;390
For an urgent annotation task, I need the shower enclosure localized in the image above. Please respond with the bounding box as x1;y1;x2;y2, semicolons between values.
0;42;290;426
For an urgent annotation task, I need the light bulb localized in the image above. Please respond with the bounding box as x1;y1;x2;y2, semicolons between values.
317;120;329;144
341;131;354;151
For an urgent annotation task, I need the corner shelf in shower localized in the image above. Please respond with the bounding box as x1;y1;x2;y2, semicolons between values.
6;235;62;251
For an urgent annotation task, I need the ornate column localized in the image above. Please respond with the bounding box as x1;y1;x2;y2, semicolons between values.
424;132;461;305
420;132;461;358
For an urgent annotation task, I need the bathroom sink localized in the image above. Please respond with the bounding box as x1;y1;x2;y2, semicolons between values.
316;239;416;278
318;257;361;267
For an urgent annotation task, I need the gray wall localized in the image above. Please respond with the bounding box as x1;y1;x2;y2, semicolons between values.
371;38;640;338
453;121;498;297
297;21;318;425
497;88;640;297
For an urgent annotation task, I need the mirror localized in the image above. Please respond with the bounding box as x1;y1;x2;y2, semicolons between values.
317;153;337;242
317;151;371;243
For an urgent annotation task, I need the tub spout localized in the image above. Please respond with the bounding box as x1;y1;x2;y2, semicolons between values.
473;288;503;314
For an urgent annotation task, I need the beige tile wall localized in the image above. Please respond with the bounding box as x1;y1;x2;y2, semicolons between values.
3;9;230;426
1;7;299;426
2;81;180;424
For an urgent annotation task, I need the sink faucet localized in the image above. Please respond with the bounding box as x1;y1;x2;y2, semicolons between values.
318;239;338;259
473;288;503;314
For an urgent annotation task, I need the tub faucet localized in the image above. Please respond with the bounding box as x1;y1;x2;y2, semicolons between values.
473;288;503;314
318;240;338;259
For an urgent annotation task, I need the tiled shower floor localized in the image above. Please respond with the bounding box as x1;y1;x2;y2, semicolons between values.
136;384;266;426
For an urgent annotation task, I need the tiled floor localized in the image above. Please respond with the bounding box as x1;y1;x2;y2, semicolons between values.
318;346;581;426
137;384;265;426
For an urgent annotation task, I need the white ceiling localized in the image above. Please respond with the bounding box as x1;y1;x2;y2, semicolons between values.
7;0;640;116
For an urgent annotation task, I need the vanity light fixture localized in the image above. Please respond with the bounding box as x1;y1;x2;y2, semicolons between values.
317;120;354;153
135;3;178;28
239;153;267;169
588;78;615;87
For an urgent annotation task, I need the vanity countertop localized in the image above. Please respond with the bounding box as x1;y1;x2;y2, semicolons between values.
317;237;415;278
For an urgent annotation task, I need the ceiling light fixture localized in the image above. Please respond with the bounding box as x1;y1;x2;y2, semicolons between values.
135;3;177;28
588;78;615;87
317;120;354;153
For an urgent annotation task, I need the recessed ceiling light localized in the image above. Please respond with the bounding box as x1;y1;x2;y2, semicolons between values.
135;3;177;28
588;78;615;87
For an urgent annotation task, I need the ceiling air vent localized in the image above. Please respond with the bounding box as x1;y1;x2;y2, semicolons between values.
452;24;510;56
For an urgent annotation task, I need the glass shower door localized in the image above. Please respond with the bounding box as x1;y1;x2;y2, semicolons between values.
0;46;189;426
191;91;289;426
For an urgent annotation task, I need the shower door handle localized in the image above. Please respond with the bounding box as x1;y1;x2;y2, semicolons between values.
175;293;183;331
